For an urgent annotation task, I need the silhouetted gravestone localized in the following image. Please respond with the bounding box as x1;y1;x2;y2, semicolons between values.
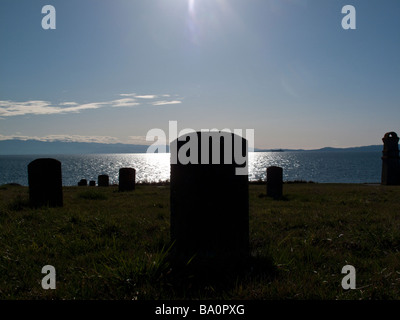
170;131;249;269
28;158;63;207
267;166;283;199
119;168;136;191
98;175;109;187
78;179;87;186
381;132;400;185
89;180;96;187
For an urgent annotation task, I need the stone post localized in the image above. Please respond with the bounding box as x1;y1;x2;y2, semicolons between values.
266;166;283;199
119;168;136;191
98;175;109;187
28;158;63;207
78;179;87;186
381;132;400;185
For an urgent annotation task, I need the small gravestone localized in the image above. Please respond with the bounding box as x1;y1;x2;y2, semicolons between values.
78;179;87;186
28;158;63;207
381;132;400;185
267;166;283;199
119;168;136;191
89;180;96;187
170;131;249;270
98;175;109;187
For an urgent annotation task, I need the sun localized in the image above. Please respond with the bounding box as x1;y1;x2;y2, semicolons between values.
188;0;195;15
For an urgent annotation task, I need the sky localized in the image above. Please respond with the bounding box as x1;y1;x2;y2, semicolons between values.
0;0;399;150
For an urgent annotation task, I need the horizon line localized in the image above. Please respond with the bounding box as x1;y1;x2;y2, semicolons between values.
0;138;383;152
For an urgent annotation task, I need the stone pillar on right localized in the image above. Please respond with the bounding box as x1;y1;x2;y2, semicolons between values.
381;132;400;185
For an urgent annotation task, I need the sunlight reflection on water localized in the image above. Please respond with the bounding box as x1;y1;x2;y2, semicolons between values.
0;151;381;186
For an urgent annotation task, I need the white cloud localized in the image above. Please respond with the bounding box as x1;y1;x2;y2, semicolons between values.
119;93;137;97
0;100;57;117
0;100;103;117
110;98;139;108
135;95;158;99
59;102;78;106
127;135;151;145
152;100;182;106
43;134;121;144
0;93;182;117
0;134;122;144
63;102;105;112
120;93;158;99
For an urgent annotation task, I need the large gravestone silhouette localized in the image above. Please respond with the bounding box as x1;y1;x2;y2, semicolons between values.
119;168;136;191
98;175;109;187
170;131;249;269
267;166;283;199
381;132;400;185
28;158;63;207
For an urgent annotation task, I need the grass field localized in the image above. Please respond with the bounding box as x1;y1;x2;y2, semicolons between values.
0;182;400;300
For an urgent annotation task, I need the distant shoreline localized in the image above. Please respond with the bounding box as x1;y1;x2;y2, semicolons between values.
0;139;383;155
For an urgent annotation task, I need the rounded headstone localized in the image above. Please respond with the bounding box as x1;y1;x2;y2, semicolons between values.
28;158;63;207
267;166;283;199
98;175;109;187
170;131;249;269
381;132;400;185
119;168;136;191
89;180;96;187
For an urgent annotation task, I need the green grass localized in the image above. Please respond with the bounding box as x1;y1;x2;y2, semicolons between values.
0;183;400;299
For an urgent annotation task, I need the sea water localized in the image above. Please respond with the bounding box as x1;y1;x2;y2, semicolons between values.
0;151;381;186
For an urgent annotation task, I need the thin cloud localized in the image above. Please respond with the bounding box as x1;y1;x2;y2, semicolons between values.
59;102;78;106
119;93;158;99
110;98;140;108
0;93;182;117
0;100;103;117
64;102;105;112
119;93;137;97
152;100;182;106
0;134;122;144
0;100;57;117
135;95;158;99
127;135;151;145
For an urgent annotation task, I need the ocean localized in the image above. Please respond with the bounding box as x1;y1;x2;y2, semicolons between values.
0;151;382;186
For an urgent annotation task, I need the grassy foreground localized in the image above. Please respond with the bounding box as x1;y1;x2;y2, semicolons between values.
0;182;400;300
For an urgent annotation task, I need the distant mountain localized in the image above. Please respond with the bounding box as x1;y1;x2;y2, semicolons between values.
0;139;382;155
254;145;382;152
0;140;157;155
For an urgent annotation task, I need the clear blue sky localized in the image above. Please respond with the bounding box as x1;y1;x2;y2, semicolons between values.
1;0;399;149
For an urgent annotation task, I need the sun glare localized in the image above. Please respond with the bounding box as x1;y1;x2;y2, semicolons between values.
185;0;238;45
188;0;195;15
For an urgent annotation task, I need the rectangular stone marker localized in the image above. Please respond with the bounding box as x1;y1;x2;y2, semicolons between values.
98;175;109;187
119;168;136;191
78;179;87;186
170;131;249;270
267;166;283;199
89;180;96;187
381;132;400;185
28;158;63;207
